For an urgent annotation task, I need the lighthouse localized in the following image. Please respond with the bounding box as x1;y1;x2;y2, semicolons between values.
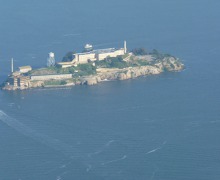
124;41;127;54
11;58;14;73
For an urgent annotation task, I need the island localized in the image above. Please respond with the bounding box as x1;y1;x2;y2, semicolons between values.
1;41;184;90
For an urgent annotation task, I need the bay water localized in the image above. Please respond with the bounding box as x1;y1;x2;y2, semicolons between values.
0;0;220;179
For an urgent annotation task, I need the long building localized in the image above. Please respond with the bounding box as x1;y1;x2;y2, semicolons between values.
58;41;127;67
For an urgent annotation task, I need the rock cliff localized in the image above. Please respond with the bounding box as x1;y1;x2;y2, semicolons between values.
82;56;184;84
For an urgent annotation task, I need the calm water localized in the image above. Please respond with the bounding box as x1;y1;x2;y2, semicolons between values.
0;0;220;179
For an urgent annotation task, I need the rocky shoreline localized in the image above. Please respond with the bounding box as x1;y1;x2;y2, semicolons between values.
1;55;184;91
81;56;184;85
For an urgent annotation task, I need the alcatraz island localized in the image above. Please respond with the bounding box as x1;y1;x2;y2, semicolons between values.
1;41;184;90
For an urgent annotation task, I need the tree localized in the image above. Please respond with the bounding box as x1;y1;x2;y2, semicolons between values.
131;48;148;55
62;51;75;62
152;49;159;55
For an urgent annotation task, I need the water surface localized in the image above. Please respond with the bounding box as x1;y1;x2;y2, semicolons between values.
0;0;220;179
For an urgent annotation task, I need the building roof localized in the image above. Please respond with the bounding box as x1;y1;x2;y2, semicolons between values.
93;48;117;54
12;71;21;76
76;48;117;56
19;66;32;70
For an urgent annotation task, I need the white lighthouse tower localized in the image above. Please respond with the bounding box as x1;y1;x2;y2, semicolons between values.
124;40;127;54
11;58;14;73
47;52;55;67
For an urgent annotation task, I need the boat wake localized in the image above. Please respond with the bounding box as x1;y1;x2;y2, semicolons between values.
0;110;82;159
88;140;116;157
146;141;167;155
101;155;127;166
146;147;161;155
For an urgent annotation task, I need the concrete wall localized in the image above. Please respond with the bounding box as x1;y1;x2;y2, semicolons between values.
97;49;125;60
76;49;125;63
97;49;124;61
78;53;96;64
114;49;125;56
31;74;72;81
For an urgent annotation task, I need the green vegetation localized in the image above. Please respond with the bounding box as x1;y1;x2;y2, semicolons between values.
62;51;75;62
29;67;57;75
56;63;96;77
76;63;97;76
95;55;154;69
95;56;128;69
133;60;151;66
29;63;96;77
150;49;173;60
131;48;148;56
122;54;130;59
131;48;174;60
44;80;67;86
30;65;77;75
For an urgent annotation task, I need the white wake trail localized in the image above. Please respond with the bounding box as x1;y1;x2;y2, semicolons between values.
0;110;82;159
101;155;127;166
146;147;161;155
88;140;116;157
146;140;167;155
0;110;126;173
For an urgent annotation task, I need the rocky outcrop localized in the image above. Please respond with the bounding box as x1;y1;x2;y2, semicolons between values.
79;57;184;85
97;66;162;81
2;85;18;91
95;57;184;82
85;77;98;85
153;57;184;72
80;76;102;85
29;81;44;88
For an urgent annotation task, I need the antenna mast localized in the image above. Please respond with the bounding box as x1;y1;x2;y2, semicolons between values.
11;58;14;73
124;41;127;54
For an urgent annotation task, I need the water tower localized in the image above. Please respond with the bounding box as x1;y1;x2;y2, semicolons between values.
47;52;55;67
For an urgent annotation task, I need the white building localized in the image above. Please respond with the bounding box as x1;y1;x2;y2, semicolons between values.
74;41;127;64
58;41;127;67
19;66;32;73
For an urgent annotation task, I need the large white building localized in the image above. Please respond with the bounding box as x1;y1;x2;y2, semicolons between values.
58;41;127;67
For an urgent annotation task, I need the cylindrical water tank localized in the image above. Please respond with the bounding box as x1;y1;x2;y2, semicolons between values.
49;52;55;58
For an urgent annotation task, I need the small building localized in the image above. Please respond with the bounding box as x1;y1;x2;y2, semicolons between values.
18;76;31;89
7;74;30;89
57;61;76;68
19;66;32;73
12;71;21;77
